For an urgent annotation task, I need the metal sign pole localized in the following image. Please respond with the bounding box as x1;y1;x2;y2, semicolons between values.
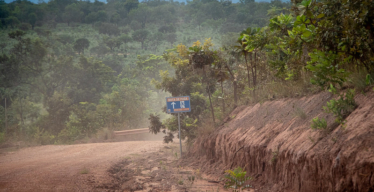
178;113;182;157
166;96;190;158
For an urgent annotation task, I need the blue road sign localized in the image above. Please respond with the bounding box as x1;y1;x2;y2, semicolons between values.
166;96;191;113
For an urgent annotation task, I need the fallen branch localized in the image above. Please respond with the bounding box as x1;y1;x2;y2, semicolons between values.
230;146;244;169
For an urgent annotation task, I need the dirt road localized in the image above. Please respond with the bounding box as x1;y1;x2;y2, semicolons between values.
0;141;165;192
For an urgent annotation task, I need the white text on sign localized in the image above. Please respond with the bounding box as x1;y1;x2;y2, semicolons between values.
166;97;189;102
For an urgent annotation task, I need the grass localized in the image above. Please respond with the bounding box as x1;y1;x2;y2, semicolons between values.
80;167;89;174
270;150;278;164
294;107;307;119
251;73;319;104
196;119;215;137
178;179;184;185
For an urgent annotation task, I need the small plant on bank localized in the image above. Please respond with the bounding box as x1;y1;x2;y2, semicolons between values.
177;179;184;185
80;167;89;174
224;167;251;192
323;88;357;125
311;117;327;130
366;74;373;86
270;150;278;164
195;169;202;179
294;107;307;119
188;175;195;187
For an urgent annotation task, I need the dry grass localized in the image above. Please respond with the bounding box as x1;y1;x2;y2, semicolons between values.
80;167;89;174
294;107;307;119
196;120;215;138
254;78;318;102
347;71;370;92
95;128;115;141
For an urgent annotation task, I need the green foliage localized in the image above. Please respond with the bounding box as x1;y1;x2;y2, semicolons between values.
74;38;90;54
148;114;164;134
80;167;89;174
177;179;184;185
366;74;373;86
0;132;4;143
57;34;74;45
97;23;120;36
306;51;349;89
1;0;371;145
31;126;55;145
132;29;149;49
323;89;357;124
224;167;252;192
63;3;84;25
311;117;327;130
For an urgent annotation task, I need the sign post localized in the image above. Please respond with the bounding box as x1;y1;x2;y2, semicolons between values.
166;96;191;157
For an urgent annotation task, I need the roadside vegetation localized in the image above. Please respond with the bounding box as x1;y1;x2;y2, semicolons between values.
149;0;374;144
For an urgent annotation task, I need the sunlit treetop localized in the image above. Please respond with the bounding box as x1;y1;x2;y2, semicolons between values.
202;38;214;51
191;40;201;47
176;44;188;57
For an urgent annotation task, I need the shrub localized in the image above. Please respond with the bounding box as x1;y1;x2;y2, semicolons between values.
323;89;356;124
311;117;327;130
294;107;307;119
19;23;31;31
224;167;251;192
32;126;55;145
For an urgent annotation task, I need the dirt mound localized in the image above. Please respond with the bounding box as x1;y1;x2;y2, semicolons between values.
186;91;374;192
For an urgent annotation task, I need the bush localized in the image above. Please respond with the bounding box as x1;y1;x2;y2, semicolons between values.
224;167;251;192
57;34;74;45
34;27;51;36
19;23;31;31
323;89;356;124
311;117;327;130
97;22;120;36
31;126;55;145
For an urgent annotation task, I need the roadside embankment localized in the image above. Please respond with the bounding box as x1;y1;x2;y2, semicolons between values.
187;91;374;191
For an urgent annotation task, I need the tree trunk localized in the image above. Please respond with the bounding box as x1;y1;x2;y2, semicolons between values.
250;52;256;98
253;52;257;97
233;79;238;107
244;54;251;88
20;98;24;126
5;98;7;135
207;87;215;125
225;63;238;107
221;79;225;114
203;67;215;125
20;98;25;137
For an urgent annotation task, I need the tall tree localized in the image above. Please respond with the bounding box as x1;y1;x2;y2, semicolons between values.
132;29;149;50
73;38;90;55
62;3;83;26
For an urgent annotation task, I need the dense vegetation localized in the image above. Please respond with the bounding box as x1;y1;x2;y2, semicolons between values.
0;0;289;144
149;0;374;144
0;0;373;145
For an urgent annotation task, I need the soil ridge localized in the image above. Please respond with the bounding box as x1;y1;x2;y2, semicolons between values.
187;91;374;192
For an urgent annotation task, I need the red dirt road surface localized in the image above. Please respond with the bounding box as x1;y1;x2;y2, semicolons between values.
0;141;165;192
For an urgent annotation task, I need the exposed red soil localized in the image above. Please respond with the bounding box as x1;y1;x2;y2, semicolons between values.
0;141;165;191
185;91;374;192
0;138;229;192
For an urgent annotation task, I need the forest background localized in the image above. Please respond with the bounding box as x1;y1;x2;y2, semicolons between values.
0;0;373;145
